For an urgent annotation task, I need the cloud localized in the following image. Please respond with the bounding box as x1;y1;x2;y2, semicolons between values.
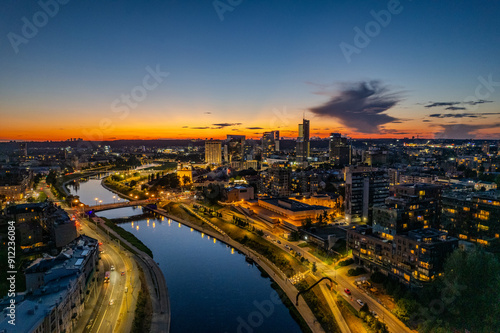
308;80;403;133
428;112;500;119
182;126;188;128
425;102;460;108
191;127;210;129
467;100;493;105
246;127;263;130
212;123;242;129
380;129;411;135
422;120;431;122
435;123;500;139
425;100;492;108
204;112;212;114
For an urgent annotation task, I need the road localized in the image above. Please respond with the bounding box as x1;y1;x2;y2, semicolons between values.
41;180;140;333
226;203;414;333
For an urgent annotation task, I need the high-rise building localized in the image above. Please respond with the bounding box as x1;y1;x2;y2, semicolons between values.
347;226;458;285
344;166;389;223
262;131;280;157
225;135;245;162
296;119;310;164
205;140;222;165
261;165;291;197
372;183;442;238
329;133;351;167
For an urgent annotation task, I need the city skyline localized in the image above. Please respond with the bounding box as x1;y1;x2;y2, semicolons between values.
2;1;500;141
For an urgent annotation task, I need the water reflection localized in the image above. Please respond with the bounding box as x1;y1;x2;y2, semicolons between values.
71;179;302;333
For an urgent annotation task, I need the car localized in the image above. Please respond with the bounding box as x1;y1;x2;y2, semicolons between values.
357;299;365;307
370;311;379;319
110;265;115;271
344;288;351;295
285;244;290;249
109;299;114;306
124;287;128;293
121;271;125;276
277;240;281;244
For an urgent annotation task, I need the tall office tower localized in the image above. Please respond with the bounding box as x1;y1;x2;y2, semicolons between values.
205;140;222;165
344;166;389;223
329;133;351;167
296;119;310;164
262;131;280;157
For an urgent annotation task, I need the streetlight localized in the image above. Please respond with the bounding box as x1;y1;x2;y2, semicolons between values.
95;197;98;206
113;195;116;203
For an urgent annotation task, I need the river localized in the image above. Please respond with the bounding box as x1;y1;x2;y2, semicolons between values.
70;177;303;333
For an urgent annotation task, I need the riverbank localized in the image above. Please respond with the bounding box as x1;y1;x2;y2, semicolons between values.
146;204;325;333
100;175;324;332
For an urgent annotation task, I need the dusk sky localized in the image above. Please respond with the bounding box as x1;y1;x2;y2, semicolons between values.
1;0;500;141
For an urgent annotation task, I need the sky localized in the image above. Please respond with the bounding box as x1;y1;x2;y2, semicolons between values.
1;0;500;141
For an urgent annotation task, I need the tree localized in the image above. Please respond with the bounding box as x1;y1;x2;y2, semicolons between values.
130;180;137;187
302;217;312;230
393;298;419;323
312;262;317;273
182;175;191;188
441;248;500;331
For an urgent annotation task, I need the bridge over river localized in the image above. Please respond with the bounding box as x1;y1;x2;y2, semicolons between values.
85;199;159;213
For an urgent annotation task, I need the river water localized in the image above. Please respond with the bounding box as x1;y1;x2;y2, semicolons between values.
70;178;303;333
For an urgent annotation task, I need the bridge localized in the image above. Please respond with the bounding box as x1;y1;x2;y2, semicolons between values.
85;199;159;213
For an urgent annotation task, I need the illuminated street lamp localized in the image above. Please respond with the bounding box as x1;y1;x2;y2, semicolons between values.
113;195;116;203
95;197;98;206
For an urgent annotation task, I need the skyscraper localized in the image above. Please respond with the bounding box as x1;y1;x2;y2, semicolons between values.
296;119;310;164
205;140;222;165
329;133;351;167
344;166;389;223
262;131;279;157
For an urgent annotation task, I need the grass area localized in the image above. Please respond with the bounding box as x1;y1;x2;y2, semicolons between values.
335;258;354;269
206;215;305;276
308;247;335;265
298;242;309;248
131;267;152;333
103;177;148;200
163;202;219;234
99;217;154;258
37;192;47;202
143;162;177;171
336;294;358;316
296;279;342;333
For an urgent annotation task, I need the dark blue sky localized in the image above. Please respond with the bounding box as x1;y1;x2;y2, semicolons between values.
1;0;499;140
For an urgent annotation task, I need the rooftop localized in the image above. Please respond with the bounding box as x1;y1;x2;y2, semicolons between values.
259;197;329;212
